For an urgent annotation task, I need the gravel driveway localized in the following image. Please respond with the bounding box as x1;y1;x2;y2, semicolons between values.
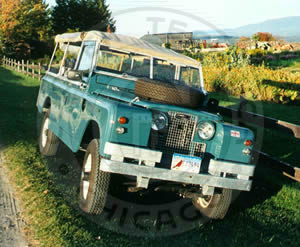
0;149;28;247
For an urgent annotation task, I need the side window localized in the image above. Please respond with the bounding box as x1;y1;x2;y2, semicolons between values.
64;42;81;71
49;44;65;74
77;41;96;72
48;42;81;75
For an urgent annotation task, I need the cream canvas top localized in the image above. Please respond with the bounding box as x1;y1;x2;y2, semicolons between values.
55;31;200;68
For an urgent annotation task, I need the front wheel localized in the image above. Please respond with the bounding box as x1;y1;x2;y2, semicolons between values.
79;139;110;215
192;189;232;219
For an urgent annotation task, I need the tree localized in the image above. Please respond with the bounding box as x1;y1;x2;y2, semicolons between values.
52;0;116;34
0;0;21;43
0;0;52;58
252;32;275;42
252;33;259;41
239;36;251;42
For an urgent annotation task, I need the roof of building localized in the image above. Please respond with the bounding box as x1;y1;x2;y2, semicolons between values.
55;31;200;67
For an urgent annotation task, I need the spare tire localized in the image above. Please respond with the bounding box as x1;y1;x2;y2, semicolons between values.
135;78;205;109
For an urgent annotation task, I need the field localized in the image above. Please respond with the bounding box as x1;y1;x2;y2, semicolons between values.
0;67;299;247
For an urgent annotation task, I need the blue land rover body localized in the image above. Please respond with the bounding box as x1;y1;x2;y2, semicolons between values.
37;31;255;219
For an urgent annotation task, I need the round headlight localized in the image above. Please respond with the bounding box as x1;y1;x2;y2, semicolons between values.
152;113;168;131
197;122;215;140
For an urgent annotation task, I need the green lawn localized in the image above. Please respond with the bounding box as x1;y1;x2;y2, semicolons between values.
208;92;300;166
267;57;300;73
0;67;299;247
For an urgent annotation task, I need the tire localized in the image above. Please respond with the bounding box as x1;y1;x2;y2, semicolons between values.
192;189;232;219
79;139;110;215
39;110;60;156
135;78;205;109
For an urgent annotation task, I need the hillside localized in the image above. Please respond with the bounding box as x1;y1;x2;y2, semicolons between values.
194;16;300;41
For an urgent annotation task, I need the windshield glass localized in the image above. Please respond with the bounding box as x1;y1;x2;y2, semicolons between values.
95;47;201;88
179;67;200;87
153;59;176;83
96;47;150;78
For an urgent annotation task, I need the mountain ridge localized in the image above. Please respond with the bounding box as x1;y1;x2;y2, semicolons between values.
193;16;300;41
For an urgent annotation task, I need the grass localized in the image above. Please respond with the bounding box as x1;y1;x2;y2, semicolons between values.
0;67;299;247
208;92;300;166
268;57;300;72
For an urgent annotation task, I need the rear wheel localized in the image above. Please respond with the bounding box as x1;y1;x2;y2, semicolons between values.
192;189;232;219
39;110;60;156
79;139;110;215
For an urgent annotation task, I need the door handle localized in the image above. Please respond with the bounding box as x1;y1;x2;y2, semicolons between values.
64;95;68;105
80;83;87;90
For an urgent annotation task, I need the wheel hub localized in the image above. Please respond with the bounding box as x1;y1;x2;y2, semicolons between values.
197;195;213;208
82;154;92;200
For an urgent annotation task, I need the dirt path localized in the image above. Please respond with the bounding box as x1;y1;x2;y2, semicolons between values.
0;149;28;247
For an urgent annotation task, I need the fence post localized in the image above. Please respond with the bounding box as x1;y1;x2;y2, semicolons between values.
27;60;29;76
3;56;5;66
32;62;35;78
38;62;41;80
22;60;25;73
14;59;17;71
17;61;20;72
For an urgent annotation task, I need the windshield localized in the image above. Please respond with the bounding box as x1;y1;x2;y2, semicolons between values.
153;59;176;83
153;59;200;88
95;47;201;88
96;47;150;78
179;67;200;87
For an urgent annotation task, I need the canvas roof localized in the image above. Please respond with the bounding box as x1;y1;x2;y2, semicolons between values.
55;31;200;68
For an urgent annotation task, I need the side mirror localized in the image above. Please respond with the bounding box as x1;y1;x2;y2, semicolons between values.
65;58;76;69
67;70;82;81
207;98;219;111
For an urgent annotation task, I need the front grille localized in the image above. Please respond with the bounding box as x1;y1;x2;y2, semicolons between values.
149;112;206;167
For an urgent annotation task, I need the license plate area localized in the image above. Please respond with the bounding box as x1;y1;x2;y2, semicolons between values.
171;153;202;174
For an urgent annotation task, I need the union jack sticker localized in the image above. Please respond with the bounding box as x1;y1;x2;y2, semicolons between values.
231;130;240;138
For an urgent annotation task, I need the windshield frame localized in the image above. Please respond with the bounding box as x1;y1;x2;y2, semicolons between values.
94;42;205;90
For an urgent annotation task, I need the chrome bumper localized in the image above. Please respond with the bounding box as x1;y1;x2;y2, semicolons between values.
102;142;255;191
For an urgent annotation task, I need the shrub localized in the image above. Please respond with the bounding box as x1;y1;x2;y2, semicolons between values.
202;64;300;104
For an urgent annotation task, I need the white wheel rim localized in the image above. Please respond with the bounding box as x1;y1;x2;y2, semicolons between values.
82;154;92;200
41;118;49;148
197;196;213;208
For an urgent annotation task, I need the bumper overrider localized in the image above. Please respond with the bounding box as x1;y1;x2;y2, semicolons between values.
100;142;255;191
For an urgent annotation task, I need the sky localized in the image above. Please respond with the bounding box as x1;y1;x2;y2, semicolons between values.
45;0;300;37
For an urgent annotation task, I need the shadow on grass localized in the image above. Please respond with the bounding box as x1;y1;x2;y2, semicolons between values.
42;135;294;242
0;67;40;145
262;79;300;91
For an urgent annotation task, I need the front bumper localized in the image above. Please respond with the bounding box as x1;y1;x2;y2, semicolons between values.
102;142;255;191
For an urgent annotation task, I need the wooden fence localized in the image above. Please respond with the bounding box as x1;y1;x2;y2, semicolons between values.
211;96;300;182
2;56;46;80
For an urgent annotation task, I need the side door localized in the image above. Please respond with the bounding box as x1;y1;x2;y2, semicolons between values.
63;41;97;141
